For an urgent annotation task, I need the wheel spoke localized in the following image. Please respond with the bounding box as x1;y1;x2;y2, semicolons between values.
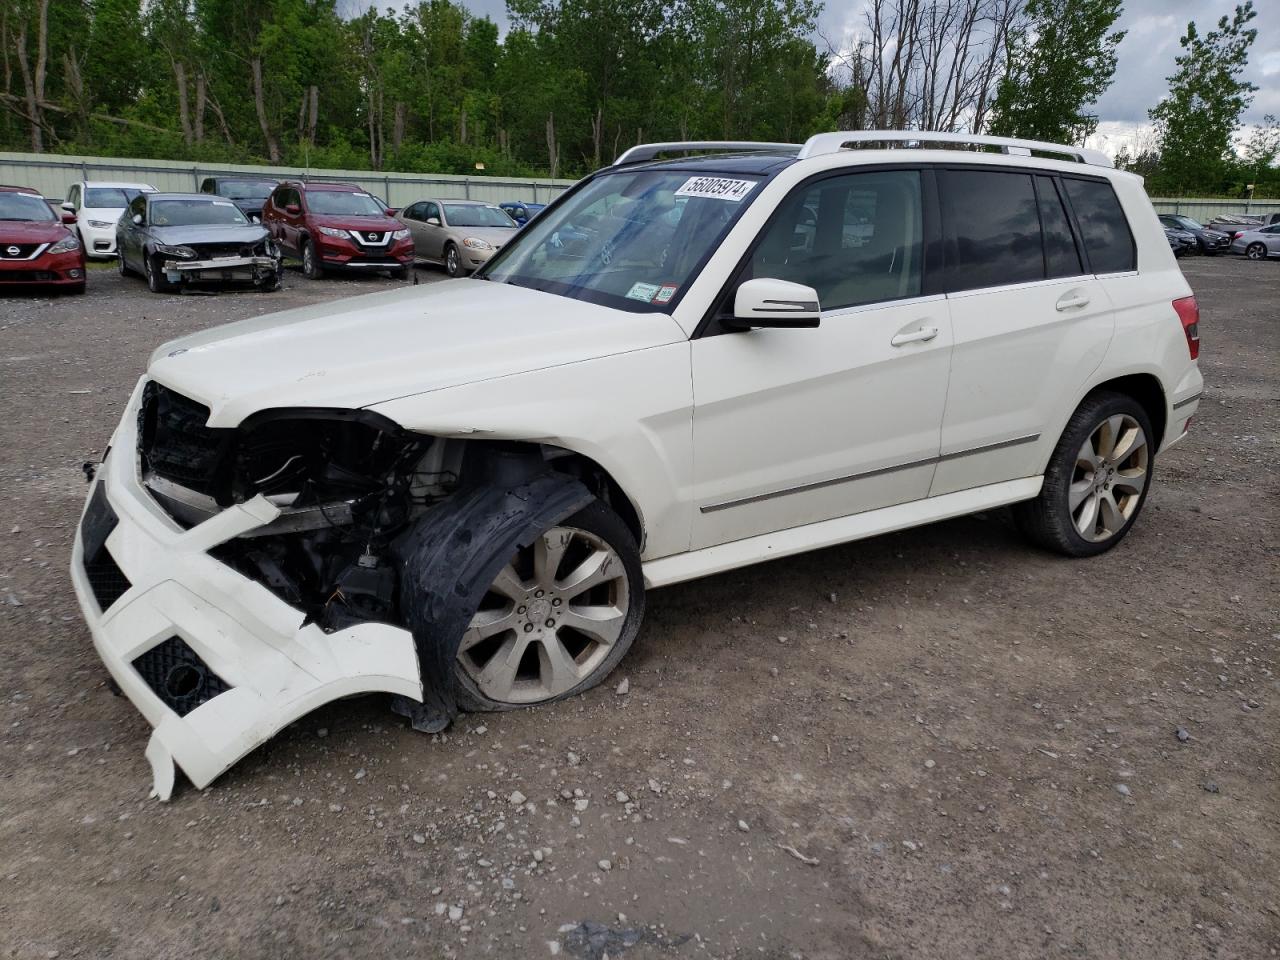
560;605;625;647
460;607;518;652
489;563;528;602
1074;491;1100;538
537;634;584;694
1096;416;1124;459
1068;477;1093;511
533;529;573;588
1076;437;1100;473
1098;491;1124;535
557;548;618;599
1112;468;1147;497
473;635;526;701
1109;424;1146;465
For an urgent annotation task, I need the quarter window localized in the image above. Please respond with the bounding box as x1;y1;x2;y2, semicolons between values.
1036;176;1084;279
749;169;923;310
941;169;1043;291
1062;178;1135;273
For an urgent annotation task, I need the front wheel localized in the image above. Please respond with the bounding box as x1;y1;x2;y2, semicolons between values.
301;239;324;279
1014;391;1154;557
1246;242;1267;261
117;247;131;276
443;243;460;278
454;500;644;711
144;254;175;293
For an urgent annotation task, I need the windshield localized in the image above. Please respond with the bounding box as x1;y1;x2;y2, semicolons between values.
150;199;249;227
85;187;147;208
479;170;763;312
0;192;54;222
443;204;516;228
1180;216;1204;230
307;191;384;216
218;180;275;200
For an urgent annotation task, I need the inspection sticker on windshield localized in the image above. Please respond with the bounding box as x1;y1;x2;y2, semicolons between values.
652;283;678;304
674;176;757;202
626;281;662;302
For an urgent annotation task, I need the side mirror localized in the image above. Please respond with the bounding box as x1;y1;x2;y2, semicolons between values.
62;201;75;212
426;216;441;226
725;278;821;330
131;213;143;225
384;207;399;217
61;212;77;225
285;204;301;216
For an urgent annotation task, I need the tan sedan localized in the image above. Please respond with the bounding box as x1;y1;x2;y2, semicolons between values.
397;199;519;276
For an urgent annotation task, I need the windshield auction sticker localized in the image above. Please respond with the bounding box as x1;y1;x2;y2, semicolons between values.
626;281;662;302
674;177;757;202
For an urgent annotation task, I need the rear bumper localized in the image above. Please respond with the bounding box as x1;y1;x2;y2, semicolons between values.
71;379;422;798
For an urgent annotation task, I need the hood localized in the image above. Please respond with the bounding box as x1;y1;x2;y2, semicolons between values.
0;220;70;244
150;223;270;245
310;214;400;231
147;279;686;428
450;225;519;246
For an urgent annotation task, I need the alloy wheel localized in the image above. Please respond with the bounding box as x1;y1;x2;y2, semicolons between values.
456;526;629;704
446;245;459;277
1069;414;1149;543
1246;243;1265;261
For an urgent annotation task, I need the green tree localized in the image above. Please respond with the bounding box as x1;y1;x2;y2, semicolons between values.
988;0;1125;144
1148;2;1258;195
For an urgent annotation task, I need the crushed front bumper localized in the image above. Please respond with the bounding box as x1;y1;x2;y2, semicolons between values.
70;379;421;799
161;255;280;283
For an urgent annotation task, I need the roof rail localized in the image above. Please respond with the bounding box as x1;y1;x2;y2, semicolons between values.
614;141;801;167
797;131;1113;168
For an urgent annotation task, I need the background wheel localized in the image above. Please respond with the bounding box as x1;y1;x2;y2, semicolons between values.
117;249;131;276
453;499;644;712
1245;242;1266;261
444;243;460;278
144;255;174;293
256;271;282;292
302;239;324;279
1013;391;1154;557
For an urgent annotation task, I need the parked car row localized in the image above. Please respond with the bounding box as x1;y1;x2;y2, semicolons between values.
3;176;553;295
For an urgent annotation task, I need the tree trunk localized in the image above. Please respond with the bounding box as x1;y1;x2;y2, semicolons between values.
14;25;41;151
194;73;206;143
459;105;467;145
250;56;280;162
206;89;235;146
546;113;559;180
393;100;405;152
590;106;603;169
174;60;192;146
307;85;319;144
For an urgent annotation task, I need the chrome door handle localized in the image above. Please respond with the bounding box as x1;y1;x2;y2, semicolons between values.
890;326;939;347
1055;293;1091;311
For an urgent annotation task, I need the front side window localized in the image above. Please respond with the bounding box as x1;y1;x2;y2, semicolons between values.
129;195;147;220
443;204;516;228
402;202;424;221
0;192;55;222
942;169;1043;291
424;202;440;221
1062;178;1135;273
747;169;923;310
305;190;383;216
149;199;249;227
480;168;765;313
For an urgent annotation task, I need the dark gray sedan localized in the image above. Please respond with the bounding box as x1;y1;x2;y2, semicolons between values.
117;192;284;293
1157;214;1232;255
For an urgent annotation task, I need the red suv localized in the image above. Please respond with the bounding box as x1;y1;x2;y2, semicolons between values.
0;185;86;293
262;181;414;280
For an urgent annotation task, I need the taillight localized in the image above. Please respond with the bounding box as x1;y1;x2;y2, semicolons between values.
1233;231;1244;240
1173;295;1199;359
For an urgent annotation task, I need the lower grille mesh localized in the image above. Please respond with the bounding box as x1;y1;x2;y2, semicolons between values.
85;549;131;612
80;481;132;612
132;636;231;716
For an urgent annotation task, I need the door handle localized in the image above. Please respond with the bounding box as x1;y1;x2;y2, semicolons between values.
1055;293;1091;311
890;326;939;347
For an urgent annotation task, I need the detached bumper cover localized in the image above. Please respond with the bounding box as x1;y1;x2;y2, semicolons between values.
70;379;421;799
162;255;280;279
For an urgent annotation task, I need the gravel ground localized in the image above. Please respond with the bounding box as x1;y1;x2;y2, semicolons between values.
1;257;1277;960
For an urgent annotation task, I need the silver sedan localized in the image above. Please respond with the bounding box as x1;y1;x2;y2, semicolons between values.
396;200;519;277
1229;223;1280;260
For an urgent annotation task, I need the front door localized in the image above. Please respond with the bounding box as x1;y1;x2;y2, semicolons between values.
690;168;953;549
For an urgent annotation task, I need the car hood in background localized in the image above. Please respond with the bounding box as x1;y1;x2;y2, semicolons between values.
0;220;72;244
147;279;687;427
150;224;270;245
448;225;518;246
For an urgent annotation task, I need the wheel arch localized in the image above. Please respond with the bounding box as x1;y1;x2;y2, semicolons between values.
1073;372;1168;454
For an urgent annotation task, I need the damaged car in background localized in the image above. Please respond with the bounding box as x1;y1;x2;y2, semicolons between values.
117;192;284;293
74;132;1203;798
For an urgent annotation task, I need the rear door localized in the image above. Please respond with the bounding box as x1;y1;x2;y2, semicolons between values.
931;167;1115;496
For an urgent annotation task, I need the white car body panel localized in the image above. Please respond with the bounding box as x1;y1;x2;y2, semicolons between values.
71;136;1203;798
65;180;156;258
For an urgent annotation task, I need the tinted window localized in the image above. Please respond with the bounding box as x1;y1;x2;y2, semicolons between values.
1036;176;1083;278
750;170;923;310
1062;178;1134;273
942;169;1042;291
402;202;423;220
424;202;439;221
129;195;146;219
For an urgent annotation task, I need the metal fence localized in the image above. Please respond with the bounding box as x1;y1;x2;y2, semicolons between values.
4;150;1279;222
0;151;577;208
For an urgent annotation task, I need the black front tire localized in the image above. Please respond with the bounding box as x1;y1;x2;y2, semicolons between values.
117;249;131;276
1013;391;1155;558
144;255;175;293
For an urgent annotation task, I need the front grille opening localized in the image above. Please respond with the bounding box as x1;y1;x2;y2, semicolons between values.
132;636;231;717
85;548;132;612
139;382;233;501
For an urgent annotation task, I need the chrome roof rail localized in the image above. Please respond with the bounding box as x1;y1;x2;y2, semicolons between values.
796;131;1113;168
613;141;801;166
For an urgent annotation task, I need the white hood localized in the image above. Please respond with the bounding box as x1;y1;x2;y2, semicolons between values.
147;279;687;428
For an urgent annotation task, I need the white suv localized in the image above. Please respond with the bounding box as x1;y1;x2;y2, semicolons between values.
72;132;1202;797
62;180;156;258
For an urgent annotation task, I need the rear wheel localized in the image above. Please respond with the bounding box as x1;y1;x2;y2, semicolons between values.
301;239;324;279
454;500;644;711
1246;242;1267;261
1014;391;1154;557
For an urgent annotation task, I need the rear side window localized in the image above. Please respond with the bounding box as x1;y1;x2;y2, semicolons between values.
1035;176;1084;278
941;169;1043;291
1062;178;1134;273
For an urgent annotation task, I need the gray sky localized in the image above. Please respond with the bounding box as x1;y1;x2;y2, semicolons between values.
347;0;1279;135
